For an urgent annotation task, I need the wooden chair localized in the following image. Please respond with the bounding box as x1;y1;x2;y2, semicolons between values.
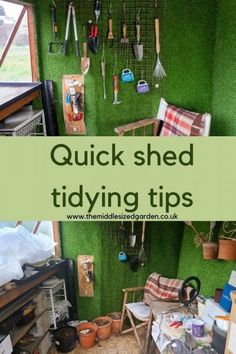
120;274;201;354
114;98;211;137
120;286;151;353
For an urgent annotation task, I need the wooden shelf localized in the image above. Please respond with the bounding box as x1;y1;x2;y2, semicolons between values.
0;261;66;310
16;335;45;354
12;311;45;346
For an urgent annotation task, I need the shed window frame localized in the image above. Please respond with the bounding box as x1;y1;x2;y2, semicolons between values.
0;0;38;82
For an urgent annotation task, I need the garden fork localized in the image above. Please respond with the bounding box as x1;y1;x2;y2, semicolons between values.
120;2;129;56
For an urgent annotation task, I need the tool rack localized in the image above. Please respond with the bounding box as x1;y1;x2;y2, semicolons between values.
59;0;166;87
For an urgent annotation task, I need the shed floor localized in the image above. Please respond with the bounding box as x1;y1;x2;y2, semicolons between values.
52;329;145;354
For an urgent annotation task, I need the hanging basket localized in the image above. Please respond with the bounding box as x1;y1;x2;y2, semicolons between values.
202;242;219;259
218;239;236;260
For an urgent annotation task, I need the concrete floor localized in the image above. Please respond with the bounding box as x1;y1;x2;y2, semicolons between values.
52;330;145;354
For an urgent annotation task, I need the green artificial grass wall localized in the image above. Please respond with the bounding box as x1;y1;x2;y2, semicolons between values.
177;222;236;297
164;0;216;114
60;221;183;320
212;0;236;136
31;0;216;135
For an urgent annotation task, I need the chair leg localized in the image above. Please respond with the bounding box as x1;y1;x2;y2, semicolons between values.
144;312;153;354
126;308;143;350
120;292;128;333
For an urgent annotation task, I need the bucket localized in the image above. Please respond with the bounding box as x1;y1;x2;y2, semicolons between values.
202;242;219;259
107;312;122;334
54;326;77;353
77;322;97;349
218;239;236;260
92;316;112;340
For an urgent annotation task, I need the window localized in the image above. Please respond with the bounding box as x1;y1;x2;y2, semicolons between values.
0;0;37;82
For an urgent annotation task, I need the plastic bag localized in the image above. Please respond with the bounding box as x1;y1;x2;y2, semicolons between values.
0;255;23;287
0;225;56;265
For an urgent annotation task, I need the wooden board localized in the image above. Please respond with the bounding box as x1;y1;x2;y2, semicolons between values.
0;82;41;121
62;75;86;135
77;255;94;297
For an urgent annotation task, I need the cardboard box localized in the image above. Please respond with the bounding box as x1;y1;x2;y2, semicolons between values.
0;335;13;354
220;283;236;312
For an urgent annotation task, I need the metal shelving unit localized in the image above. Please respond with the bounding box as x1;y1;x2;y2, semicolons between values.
0;109;46;136
41;279;69;329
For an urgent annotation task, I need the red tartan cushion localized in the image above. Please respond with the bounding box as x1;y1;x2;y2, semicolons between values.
160;104;205;136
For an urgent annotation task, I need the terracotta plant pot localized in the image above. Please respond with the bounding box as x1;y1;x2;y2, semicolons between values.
202;242;219;259
218;239;236;260
92;316;112;340
77;322;97;349
107;312;122;334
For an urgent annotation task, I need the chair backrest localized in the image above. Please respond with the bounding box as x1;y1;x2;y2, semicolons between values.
114;98;211;137
157;98;211;137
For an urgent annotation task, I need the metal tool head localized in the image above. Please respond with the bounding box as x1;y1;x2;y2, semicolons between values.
48;40;63;54
134;43;143;61
95;0;101;23
153;55;166;79
113;94;121;105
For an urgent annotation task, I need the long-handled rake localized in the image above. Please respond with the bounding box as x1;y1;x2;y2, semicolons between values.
153;18;166;79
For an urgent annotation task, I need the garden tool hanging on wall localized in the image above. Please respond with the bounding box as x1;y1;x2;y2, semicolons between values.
48;1;63;54
120;2;129;56
81;27;90;75
101;43;106;99
63;2;80;57
107;3;114;48
138;221;147;266
133;9;143;61
88;0;101;53
113;54;121;105
136;64;149;94
153;18;166;80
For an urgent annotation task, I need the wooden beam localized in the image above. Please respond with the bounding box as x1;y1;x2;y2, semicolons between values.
26;5;38;82
53;222;61;257
0;6;27;67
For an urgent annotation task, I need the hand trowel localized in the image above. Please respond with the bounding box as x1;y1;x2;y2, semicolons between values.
133;10;143;61
81;41;90;75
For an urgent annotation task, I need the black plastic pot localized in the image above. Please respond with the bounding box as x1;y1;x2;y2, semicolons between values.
54;326;77;353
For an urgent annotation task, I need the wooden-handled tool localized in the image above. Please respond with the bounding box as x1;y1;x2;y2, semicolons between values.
134;9;143;61
155;18;160;54
113;76;121;105
153;17;166;79
81;42;90;75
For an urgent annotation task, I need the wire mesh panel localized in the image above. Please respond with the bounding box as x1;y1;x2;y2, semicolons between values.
59;0;166;86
